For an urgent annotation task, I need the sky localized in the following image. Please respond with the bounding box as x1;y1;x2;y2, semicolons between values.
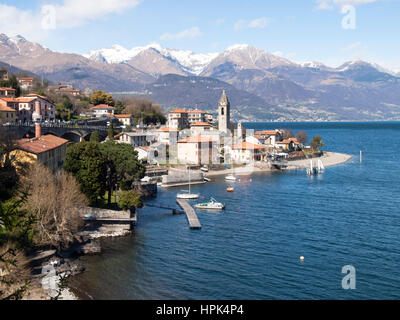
1;0;400;70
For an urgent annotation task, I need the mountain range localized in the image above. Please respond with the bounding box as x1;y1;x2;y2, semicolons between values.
2;33;400;121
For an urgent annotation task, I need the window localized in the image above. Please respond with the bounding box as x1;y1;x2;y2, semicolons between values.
221;108;224;116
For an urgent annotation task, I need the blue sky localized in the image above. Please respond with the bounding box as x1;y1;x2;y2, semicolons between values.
1;0;399;70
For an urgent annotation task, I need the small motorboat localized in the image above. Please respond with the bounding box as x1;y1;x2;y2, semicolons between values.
194;198;225;210
204;177;211;182
226;187;234;193
200;166;209;173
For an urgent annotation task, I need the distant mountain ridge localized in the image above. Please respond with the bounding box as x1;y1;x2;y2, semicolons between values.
2;33;400;121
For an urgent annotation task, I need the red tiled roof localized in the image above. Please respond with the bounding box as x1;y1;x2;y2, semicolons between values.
178;136;215;143
90;104;114;110
0;87;16;91
232;142;266;150
157;127;179;132
16;97;36;103
277;138;299;145
16;135;68;155
188;110;206;114
0;98;20;103
169;109;188;113
255;130;280;136
191;122;211;127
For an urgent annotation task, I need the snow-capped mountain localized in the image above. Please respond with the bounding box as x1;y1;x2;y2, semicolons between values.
84;43;218;75
3;32;400;120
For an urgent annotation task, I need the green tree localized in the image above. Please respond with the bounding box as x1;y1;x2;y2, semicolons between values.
310;135;325;150
90;131;100;143
89;90;114;106
63;142;107;205
99;141;146;204
118;190;142;211
108;122;115;140
114;100;125;115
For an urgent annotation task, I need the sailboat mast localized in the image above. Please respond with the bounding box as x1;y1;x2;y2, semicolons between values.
188;166;191;194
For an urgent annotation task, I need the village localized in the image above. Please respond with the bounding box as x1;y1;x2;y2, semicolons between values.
1;75;324;177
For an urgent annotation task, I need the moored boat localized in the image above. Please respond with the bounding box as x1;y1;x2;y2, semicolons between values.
194;198;225;210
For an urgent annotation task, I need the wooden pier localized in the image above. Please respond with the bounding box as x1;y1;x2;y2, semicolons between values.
176;199;202;230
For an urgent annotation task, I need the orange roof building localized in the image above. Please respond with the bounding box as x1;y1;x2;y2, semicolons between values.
11;126;69;172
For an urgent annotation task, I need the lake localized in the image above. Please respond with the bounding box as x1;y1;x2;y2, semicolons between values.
70;122;400;300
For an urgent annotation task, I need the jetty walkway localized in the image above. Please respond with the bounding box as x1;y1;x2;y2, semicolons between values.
176;199;202;230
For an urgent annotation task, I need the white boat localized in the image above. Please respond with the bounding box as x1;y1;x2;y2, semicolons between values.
177;166;199;199
194;198;225;210
225;175;237;181
177;193;200;200
225;163;237;181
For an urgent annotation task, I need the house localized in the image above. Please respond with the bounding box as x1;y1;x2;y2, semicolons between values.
156;127;179;145
47;84;81;96
168;109;189;130
0;87;16;98
177;136;218;165
188;109;207;124
190;122;213;134
17;77;34;90
90;105;114;118
229;142;267;163
0;98;19;115
10;124;69;172
119;132;153;147
254;130;283;146
106;114;133;126
16;95;56;122
0;104;17;124
275;138;300;151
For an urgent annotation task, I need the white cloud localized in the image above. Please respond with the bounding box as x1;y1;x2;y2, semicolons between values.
315;0;377;10
0;0;141;41
160;27;203;41
54;0;141;28
234;17;271;30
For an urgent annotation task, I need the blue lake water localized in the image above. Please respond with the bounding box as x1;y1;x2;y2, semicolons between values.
71;122;400;300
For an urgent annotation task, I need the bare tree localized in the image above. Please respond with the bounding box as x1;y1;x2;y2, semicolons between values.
21;164;88;248
282;129;294;139
296;131;308;144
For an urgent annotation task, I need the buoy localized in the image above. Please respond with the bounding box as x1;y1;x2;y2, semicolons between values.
300;256;305;262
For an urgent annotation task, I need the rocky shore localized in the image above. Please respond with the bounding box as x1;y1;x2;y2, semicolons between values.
22;207;137;300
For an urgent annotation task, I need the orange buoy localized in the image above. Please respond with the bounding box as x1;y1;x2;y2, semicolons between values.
227;187;234;193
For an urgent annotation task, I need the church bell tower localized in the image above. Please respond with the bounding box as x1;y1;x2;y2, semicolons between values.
218;90;230;134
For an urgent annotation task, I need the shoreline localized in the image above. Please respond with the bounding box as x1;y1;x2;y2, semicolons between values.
201;152;352;178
